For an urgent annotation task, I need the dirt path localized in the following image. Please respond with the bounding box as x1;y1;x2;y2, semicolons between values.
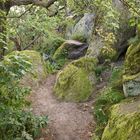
30;75;95;140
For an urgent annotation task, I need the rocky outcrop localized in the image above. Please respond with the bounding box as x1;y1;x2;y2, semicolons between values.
54;57;97;102
87;0;135;60
53;40;88;60
102;98;140;140
123;43;140;97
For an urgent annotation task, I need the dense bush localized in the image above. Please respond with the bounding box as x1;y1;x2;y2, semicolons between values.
0;53;47;140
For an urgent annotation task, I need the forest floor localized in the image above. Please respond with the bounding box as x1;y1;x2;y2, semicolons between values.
30;69;111;140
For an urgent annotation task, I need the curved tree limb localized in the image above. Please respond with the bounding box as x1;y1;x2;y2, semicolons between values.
10;0;58;9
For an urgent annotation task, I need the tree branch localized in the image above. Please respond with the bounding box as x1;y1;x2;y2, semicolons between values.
10;0;57;9
23;34;40;50
119;0;140;17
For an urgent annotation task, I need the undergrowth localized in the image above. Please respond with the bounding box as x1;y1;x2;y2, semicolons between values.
0;53;48;140
93;66;125;139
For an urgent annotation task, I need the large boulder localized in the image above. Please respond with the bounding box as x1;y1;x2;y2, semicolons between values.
66;13;95;40
123;43;140;97
102;98;140;140
53;40;88;60
54;57;97;102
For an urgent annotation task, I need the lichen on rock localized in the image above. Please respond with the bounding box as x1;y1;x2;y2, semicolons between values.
54;57;98;102
101;98;140;140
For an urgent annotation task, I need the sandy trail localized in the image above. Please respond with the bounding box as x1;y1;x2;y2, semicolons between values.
30;75;95;140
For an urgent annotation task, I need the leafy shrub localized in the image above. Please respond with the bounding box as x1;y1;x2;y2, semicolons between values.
109;67;123;89
0;53;48;139
94;87;124;139
95;88;124;124
45;60;59;74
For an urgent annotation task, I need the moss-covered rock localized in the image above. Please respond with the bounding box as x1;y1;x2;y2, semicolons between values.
124;43;140;77
123;43;140;97
53;40;88;63
102;98;140;140
8;50;47;89
54;57;98;102
44;37;65;56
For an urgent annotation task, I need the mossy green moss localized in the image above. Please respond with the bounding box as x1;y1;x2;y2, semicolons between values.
8;50;47;89
124;43;140;81
52;42;68;67
43;37;65;56
102;99;140;140
53;42;68;60
54;57;98;102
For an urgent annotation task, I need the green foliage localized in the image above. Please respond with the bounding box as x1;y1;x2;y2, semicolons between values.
109;67;123;89
0;53;48;139
45;60;59;74
94;87;125;139
7;6;64;52
67;0;120;31
94;88;124;125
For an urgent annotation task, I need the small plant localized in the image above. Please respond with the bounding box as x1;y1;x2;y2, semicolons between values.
45;60;59;74
95;65;106;77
